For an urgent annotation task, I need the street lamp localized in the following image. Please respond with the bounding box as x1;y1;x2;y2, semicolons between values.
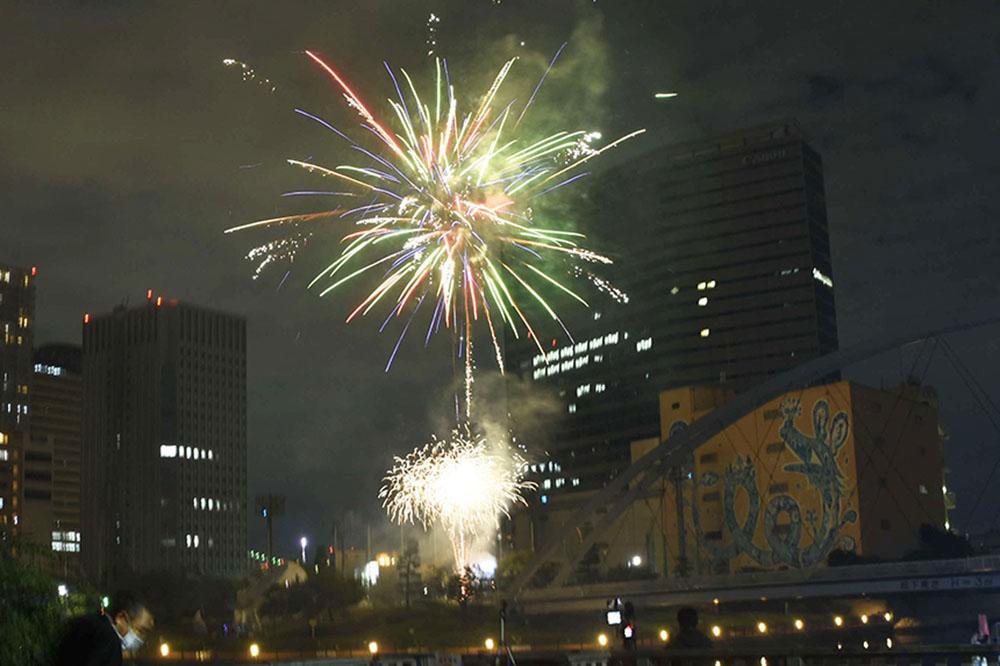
249;643;260;658
57;584;68;597
300;536;307;562
485;638;495;650
368;641;379;655
597;633;608;647
160;643;170;657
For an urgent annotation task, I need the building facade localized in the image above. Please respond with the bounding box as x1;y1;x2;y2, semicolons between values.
509;120;839;495
0;263;35;431
0;262;36;546
26;345;84;561
523;379;949;582
82;297;247;583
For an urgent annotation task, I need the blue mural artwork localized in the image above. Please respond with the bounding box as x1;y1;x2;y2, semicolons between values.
684;397;859;569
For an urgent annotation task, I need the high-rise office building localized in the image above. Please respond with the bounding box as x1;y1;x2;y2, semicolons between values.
509;120;838;495
0;262;35;546
27;345;84;559
82;297;247;583
0;263;35;431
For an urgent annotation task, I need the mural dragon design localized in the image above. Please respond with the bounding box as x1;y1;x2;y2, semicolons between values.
686;397;858;569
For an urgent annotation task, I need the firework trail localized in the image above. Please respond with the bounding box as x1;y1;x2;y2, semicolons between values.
223;58;277;93
226;49;642;415
379;428;534;571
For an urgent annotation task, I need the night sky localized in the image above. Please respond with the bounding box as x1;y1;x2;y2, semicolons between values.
2;0;999;559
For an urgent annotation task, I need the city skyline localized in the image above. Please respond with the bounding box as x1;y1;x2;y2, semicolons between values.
2;0;999;558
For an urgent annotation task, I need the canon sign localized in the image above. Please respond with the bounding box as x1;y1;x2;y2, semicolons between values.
742;148;788;166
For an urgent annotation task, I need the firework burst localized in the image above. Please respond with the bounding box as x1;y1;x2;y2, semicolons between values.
379;429;534;571
226;49;641;414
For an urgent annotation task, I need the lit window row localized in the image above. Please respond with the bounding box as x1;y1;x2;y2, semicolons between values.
52;541;80;552
568;404;577;413
636;337;653;352
5;403;28;415
779;267;801;276
577;384;591;397
697;280;718;291
529;462;561;473
160;445;214;460
192;497;231;511
0;449;7;461
186;534;202;548
34;364;64;377
52;530;80;542
812;267;834;288
595;383;606;393
531;332;623;367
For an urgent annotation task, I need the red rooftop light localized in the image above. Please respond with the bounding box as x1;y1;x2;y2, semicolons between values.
31;267;37;276
156;296;163;306
84;313;90;324
147;289;153;299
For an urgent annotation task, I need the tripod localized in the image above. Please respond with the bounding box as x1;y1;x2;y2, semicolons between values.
496;601;517;666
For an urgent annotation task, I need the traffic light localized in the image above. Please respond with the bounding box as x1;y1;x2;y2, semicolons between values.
622;601;636;650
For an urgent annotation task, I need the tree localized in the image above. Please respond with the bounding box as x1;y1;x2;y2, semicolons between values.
399;539;421;610
0;546;64;665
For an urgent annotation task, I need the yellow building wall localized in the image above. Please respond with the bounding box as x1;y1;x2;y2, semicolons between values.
513;380;947;581
651;382;862;573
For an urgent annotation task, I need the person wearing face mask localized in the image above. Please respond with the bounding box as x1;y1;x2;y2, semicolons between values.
53;590;154;665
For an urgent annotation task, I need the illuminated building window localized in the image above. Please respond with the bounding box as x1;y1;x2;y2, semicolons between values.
670;286;679;295
588;337;603;350
0;449;7;461
571;478;580;487
919;484;928;495
576;384;591;397
707;280;716;289
593;312;602;320
812;267;834;288
159;445;177;458
636;337;652;352
700;328;711;337
568;404;577;414
543;479;551;489
697;282;707;290
595;383;606;393
698;297;708;306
